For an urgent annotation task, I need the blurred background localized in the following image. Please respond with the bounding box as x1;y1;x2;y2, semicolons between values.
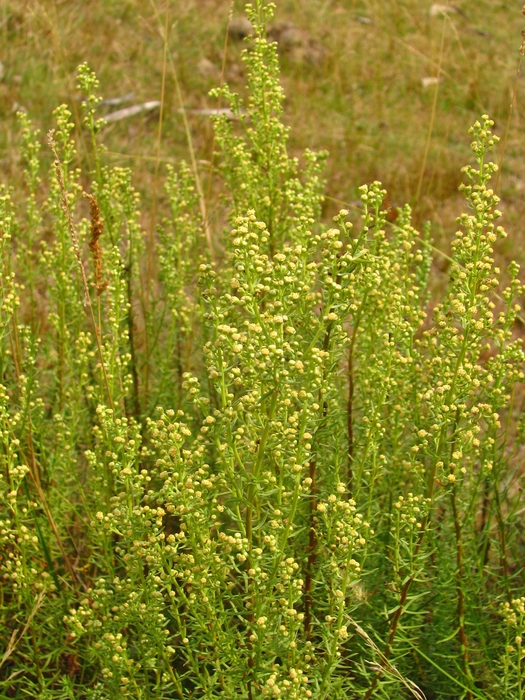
1;0;524;266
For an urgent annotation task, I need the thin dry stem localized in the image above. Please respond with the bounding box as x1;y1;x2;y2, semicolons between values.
47;131;115;415
0;590;46;669
148;0;170;281
142;0;169;405
148;0;214;258
204;0;234;222
495;8;525;193
415;0;448;206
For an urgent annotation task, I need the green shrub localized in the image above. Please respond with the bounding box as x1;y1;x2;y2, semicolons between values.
1;2;524;698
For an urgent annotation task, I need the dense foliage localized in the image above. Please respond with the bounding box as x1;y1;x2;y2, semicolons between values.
1;2;524;698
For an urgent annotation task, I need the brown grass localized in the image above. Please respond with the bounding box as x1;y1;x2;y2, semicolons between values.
2;1;525;264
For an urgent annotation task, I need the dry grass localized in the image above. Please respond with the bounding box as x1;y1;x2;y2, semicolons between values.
1;0;525;258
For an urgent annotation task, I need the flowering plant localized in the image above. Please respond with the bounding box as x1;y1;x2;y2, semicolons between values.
1;3;524;698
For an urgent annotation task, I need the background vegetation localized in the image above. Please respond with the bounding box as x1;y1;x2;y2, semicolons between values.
2;0;525;252
1;1;525;699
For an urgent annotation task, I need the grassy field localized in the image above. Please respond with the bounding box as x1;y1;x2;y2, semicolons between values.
2;1;525;250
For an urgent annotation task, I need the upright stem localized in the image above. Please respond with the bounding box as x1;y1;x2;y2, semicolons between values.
48;133;115;417
305;323;333;638
347;349;354;494
450;481;473;695
304;454;318;640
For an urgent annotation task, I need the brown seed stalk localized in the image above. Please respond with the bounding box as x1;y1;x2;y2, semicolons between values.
47;130;115;415
84;192;107;296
